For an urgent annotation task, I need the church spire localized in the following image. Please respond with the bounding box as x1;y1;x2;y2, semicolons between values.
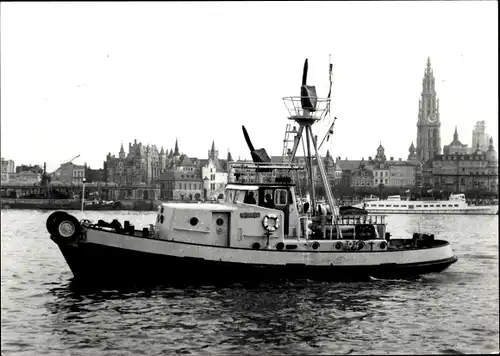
416;56;441;162
119;142;125;159
208;141;218;160
454;126;458;141
173;138;180;156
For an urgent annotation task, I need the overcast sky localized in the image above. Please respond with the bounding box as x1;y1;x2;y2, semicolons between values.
1;1;498;172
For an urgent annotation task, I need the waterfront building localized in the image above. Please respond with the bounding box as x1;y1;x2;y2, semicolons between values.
335;144;419;189
157;170;203;201
84;165;105;183
0;171;41;186
51;162;85;185
1;158;15;174
471;120;491;153
416;57;442;162
155;141;232;201
15;164;43;174
443;127;469;155
432;137;498;192
105;139;167;185
200;142;229;199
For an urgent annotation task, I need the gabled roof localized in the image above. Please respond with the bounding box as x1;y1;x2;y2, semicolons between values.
178;154;195;166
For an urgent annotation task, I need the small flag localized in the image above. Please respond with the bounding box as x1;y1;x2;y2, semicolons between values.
326;119;336;142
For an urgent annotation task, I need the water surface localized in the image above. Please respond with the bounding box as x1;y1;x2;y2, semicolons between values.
1;210;498;355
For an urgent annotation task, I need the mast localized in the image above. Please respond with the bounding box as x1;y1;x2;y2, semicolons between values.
282;58;338;219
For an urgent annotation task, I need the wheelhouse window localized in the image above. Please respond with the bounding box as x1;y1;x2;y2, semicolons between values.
274;189;288;207
226;189;235;203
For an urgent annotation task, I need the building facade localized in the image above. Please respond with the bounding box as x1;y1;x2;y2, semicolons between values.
443;127;469;155
416;57;442;162
105;139;168;185
157;170;204;201
432;138;498;192
1;158;15;174
52;162;85;185
471;120;491;153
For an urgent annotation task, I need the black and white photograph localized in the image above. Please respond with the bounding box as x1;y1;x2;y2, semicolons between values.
1;1;498;355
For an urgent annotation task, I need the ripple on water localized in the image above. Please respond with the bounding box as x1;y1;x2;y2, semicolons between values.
0;211;499;355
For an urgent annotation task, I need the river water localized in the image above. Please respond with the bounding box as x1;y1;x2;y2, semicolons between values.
1;210;498;355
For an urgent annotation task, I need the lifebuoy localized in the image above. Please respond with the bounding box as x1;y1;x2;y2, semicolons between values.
262;214;280;232
312;241;320;250
334;242;343;250
52;213;81;244
357;241;365;250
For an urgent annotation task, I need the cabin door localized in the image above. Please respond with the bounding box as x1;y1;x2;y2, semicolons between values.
212;212;230;246
274;189;289;235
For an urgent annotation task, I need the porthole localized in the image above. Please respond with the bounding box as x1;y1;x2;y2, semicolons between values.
216;218;224;226
190;217;199;226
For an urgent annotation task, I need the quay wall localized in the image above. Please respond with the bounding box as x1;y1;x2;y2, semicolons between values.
0;198;163;211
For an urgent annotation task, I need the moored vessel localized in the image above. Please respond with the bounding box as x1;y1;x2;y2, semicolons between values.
46;58;458;286
353;193;498;215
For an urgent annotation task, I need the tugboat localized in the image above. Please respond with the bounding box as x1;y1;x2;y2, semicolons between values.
46;59;458;285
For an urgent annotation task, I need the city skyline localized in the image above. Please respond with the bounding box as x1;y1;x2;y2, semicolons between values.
1;2;497;173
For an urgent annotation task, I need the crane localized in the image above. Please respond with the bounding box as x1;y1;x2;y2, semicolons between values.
64;154;81;165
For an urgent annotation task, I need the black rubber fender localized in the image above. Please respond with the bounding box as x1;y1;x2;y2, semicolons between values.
46;211;69;235
52;214;81;243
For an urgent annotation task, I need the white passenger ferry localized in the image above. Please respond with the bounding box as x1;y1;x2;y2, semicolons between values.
354;193;498;215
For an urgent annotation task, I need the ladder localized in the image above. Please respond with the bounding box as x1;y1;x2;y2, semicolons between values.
281;124;298;163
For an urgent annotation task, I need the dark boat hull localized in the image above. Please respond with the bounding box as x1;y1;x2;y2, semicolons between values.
56;240;458;287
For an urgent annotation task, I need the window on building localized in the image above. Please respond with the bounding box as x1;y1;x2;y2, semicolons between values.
454;204;459;207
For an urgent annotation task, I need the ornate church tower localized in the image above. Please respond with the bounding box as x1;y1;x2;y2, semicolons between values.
416;57;441;162
208;141;219;161
119;143;126;159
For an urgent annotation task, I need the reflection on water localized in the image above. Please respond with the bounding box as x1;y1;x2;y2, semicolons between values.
1;210;499;355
